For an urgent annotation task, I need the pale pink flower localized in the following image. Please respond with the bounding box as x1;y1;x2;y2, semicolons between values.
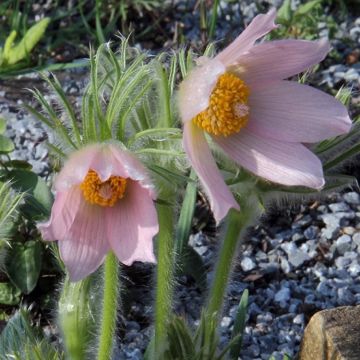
38;143;158;281
178;9;351;223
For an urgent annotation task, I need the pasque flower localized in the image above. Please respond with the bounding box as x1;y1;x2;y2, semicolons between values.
39;143;158;281
178;9;351;223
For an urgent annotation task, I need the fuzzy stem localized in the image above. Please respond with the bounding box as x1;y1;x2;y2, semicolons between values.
154;203;174;355
207;206;255;320
58;277;92;360
97;252;119;360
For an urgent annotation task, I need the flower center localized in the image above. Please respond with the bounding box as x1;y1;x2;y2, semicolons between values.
80;169;127;207
193;72;250;136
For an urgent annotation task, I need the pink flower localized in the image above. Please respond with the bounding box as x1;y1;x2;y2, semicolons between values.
178;9;351;223
38;143;158;281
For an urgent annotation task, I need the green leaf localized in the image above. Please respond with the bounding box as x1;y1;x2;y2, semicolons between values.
143;337;156;360
0;118;6;134
165;317;195;359
7;169;53;218
0;282;21;305
229;289;249;359
323;140;360;171
6;241;43;294
0;181;23;242
0;134;14;153
6;18;50;65
294;0;322;16
277;0;292;23
3;31;17;61
2;159;32;170
0;308;62;360
322;174;356;192
148;164;194;186
175;170;197;254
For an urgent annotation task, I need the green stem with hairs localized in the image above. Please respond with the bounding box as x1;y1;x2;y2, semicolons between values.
97;252;119;360
206;206;255;320
154;203;175;356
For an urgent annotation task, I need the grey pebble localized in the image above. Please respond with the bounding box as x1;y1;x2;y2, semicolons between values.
241;256;256;272
344;192;360;204
334;234;352;255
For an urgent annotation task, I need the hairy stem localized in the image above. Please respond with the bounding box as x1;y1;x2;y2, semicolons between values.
154;203;174;356
207;206;255;320
97;252;119;360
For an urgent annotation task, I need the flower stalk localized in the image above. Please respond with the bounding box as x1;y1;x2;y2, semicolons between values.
154;202;175;355
206;205;255;321
58;277;93;360
97;252;119;360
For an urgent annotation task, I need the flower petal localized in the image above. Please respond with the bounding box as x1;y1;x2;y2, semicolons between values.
178;57;225;122
247;81;352;142
183;122;239;223
234;39;330;86
55;143;156;199
216;8;277;66
106;181;158;265
38;186;82;241
214;129;325;189
107;144;156;198
55;145;99;191
59;196;110;281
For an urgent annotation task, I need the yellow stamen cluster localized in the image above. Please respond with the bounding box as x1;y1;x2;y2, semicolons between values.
193;72;250;136
80;169;127;207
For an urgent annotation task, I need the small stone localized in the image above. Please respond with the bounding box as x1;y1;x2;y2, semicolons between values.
334;71;346;82
337;288;355;306
195;245;208;256
274;287;291;304
320;214;340;239
247;302;263;317
344;68;359;82
221;316;233;328
291;232;304;242
293;314;304;325
258;262;279;274
348;262;360;277
241;256;256;272
344;192;360;205
280;258;291;274
329;202;350;213
255;250;267;261
343;226;355;235
289;302;300;313
294;214;312;227
336;211;356;220
257;312;273;323
343;251;357;260
304;226;319;240
281;242;310;267
335;234;352;255
127;321;141;331
243;344;260;357
316;280;334;297
313;263;328;279
317;205;328;213
335;256;351;269
329;64;348;73
353;232;360;247
304;294;316;304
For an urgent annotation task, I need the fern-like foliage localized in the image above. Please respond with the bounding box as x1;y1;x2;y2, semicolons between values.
0;181;23;269
0;308;63;360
